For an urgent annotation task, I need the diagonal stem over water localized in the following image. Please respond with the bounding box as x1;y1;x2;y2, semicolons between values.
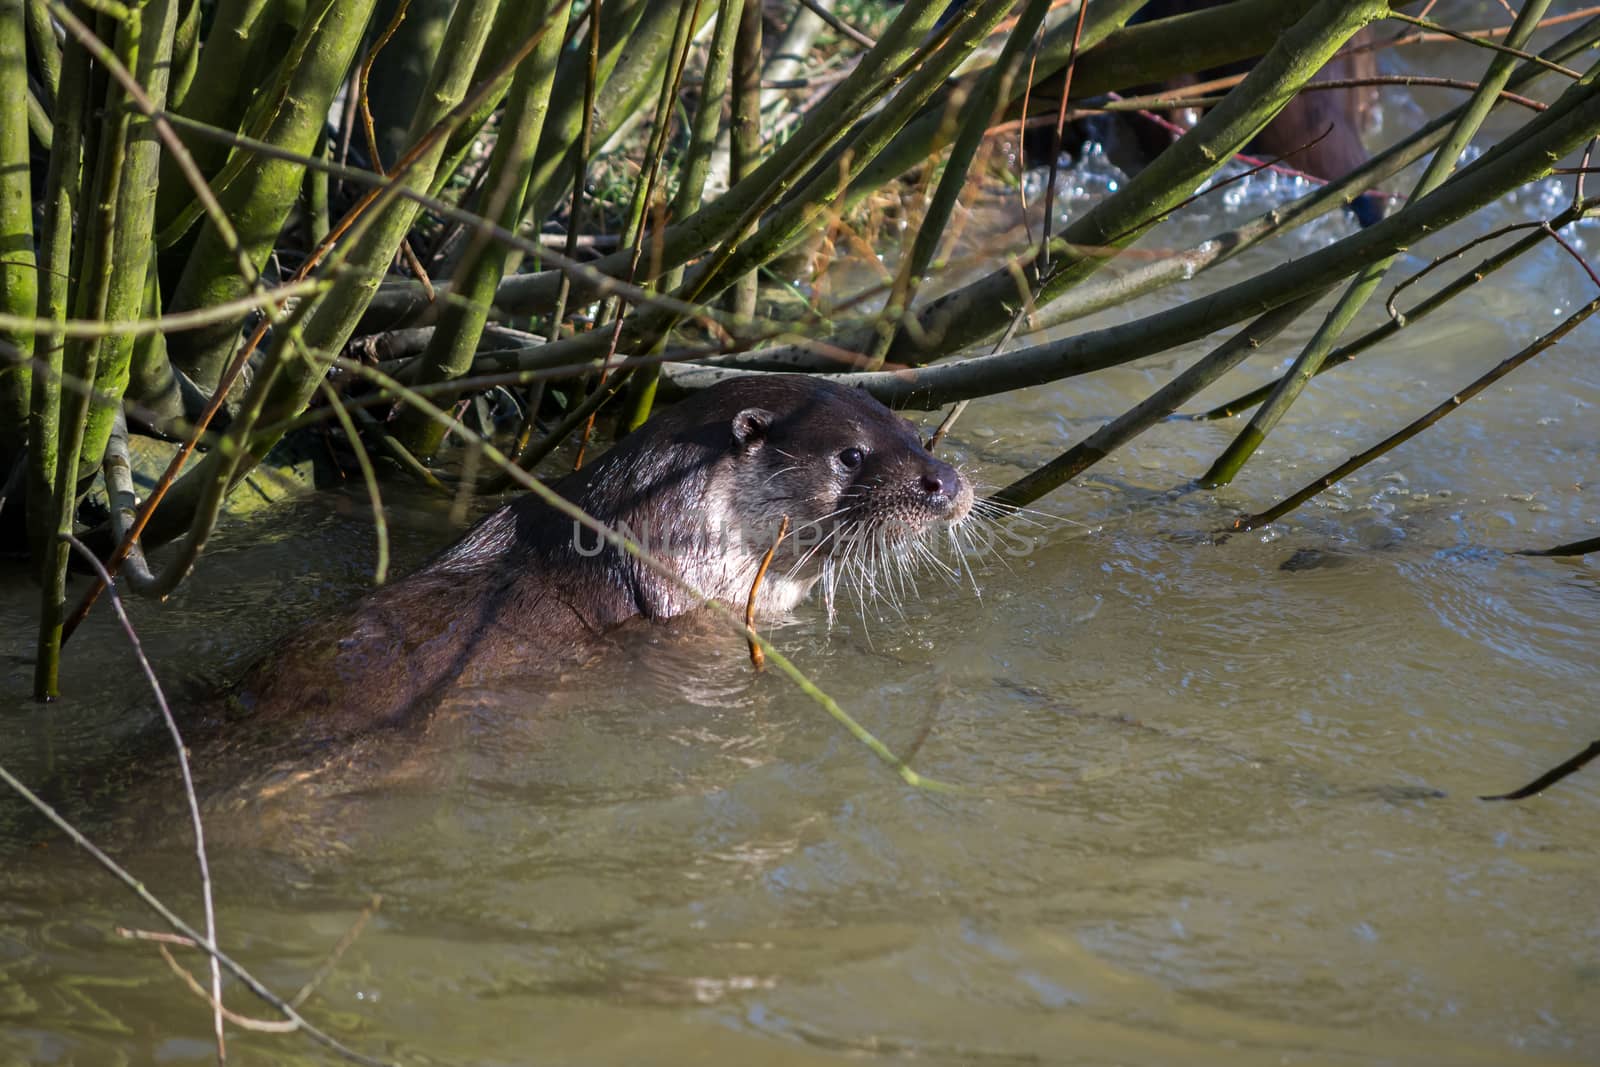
1231;291;1600;531
1201;0;1558;488
992;291;1325;507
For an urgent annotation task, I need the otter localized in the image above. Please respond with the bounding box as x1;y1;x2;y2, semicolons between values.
228;374;974;743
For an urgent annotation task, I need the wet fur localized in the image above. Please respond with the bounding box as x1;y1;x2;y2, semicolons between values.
229;375;972;742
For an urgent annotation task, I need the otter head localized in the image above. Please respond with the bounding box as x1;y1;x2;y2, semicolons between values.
708;376;975;618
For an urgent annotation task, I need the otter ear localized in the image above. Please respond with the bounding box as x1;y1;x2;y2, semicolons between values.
731;407;772;452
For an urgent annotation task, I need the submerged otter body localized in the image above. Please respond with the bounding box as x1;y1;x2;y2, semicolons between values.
233;375;973;741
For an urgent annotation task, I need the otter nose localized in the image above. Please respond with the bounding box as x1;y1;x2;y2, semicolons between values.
920;466;958;501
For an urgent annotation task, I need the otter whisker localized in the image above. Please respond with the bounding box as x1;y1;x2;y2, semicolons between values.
860;539;908;625
760;464;803;488
967;492;1084;531
781;513;851;584
954;512;1009;578
949;524;989;596
911;532;959;579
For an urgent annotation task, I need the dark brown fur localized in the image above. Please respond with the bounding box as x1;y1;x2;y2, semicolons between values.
227;375;972;744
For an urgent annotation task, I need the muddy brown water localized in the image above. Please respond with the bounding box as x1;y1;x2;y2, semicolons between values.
4;61;1599;1067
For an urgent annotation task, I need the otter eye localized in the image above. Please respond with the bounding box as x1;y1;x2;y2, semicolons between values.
838;447;864;471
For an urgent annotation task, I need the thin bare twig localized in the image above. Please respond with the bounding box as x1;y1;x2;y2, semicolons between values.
290;895;385;1009
0;766;395;1066
60;534;225;1063
156;944;298;1033
1384;220;1545;325
358;1;435;301
1385;9;1582;80
925;401;968;453
118;892;385;1019
1034;0;1090;276
797;0;875;50
1088;74;1547;117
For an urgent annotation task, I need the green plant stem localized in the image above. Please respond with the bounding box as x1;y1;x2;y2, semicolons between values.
1201;0;1555;488
76;0;179;485
26;0;62;109
318;378;389;584
364;0;453;174
0;0;38;464
392;0;569;457
587;0;701;365
726;0;762;321
36;0;143;700
124;251;190;430
514;0;650;227
593;0;709;432
167;0;199;107
608;0;702;288
306;127;331;246
150;0;277;232
625;0;743;430
427;0;554;201
868;0;1056;366
26;2;87;587
993;292;1325;507
533;0;599;365
1234;292;1600;530
163;0;375;391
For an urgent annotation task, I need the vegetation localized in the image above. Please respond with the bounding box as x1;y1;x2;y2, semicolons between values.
0;3;1593;674
6;1;1600;1057
0;0;1593;675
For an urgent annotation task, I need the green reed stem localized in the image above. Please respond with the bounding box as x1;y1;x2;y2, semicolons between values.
1234;292;1600;530
1201;0;1557;488
0;0;38;466
625;0;744;430
35;0;143;699
392;0;570;458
